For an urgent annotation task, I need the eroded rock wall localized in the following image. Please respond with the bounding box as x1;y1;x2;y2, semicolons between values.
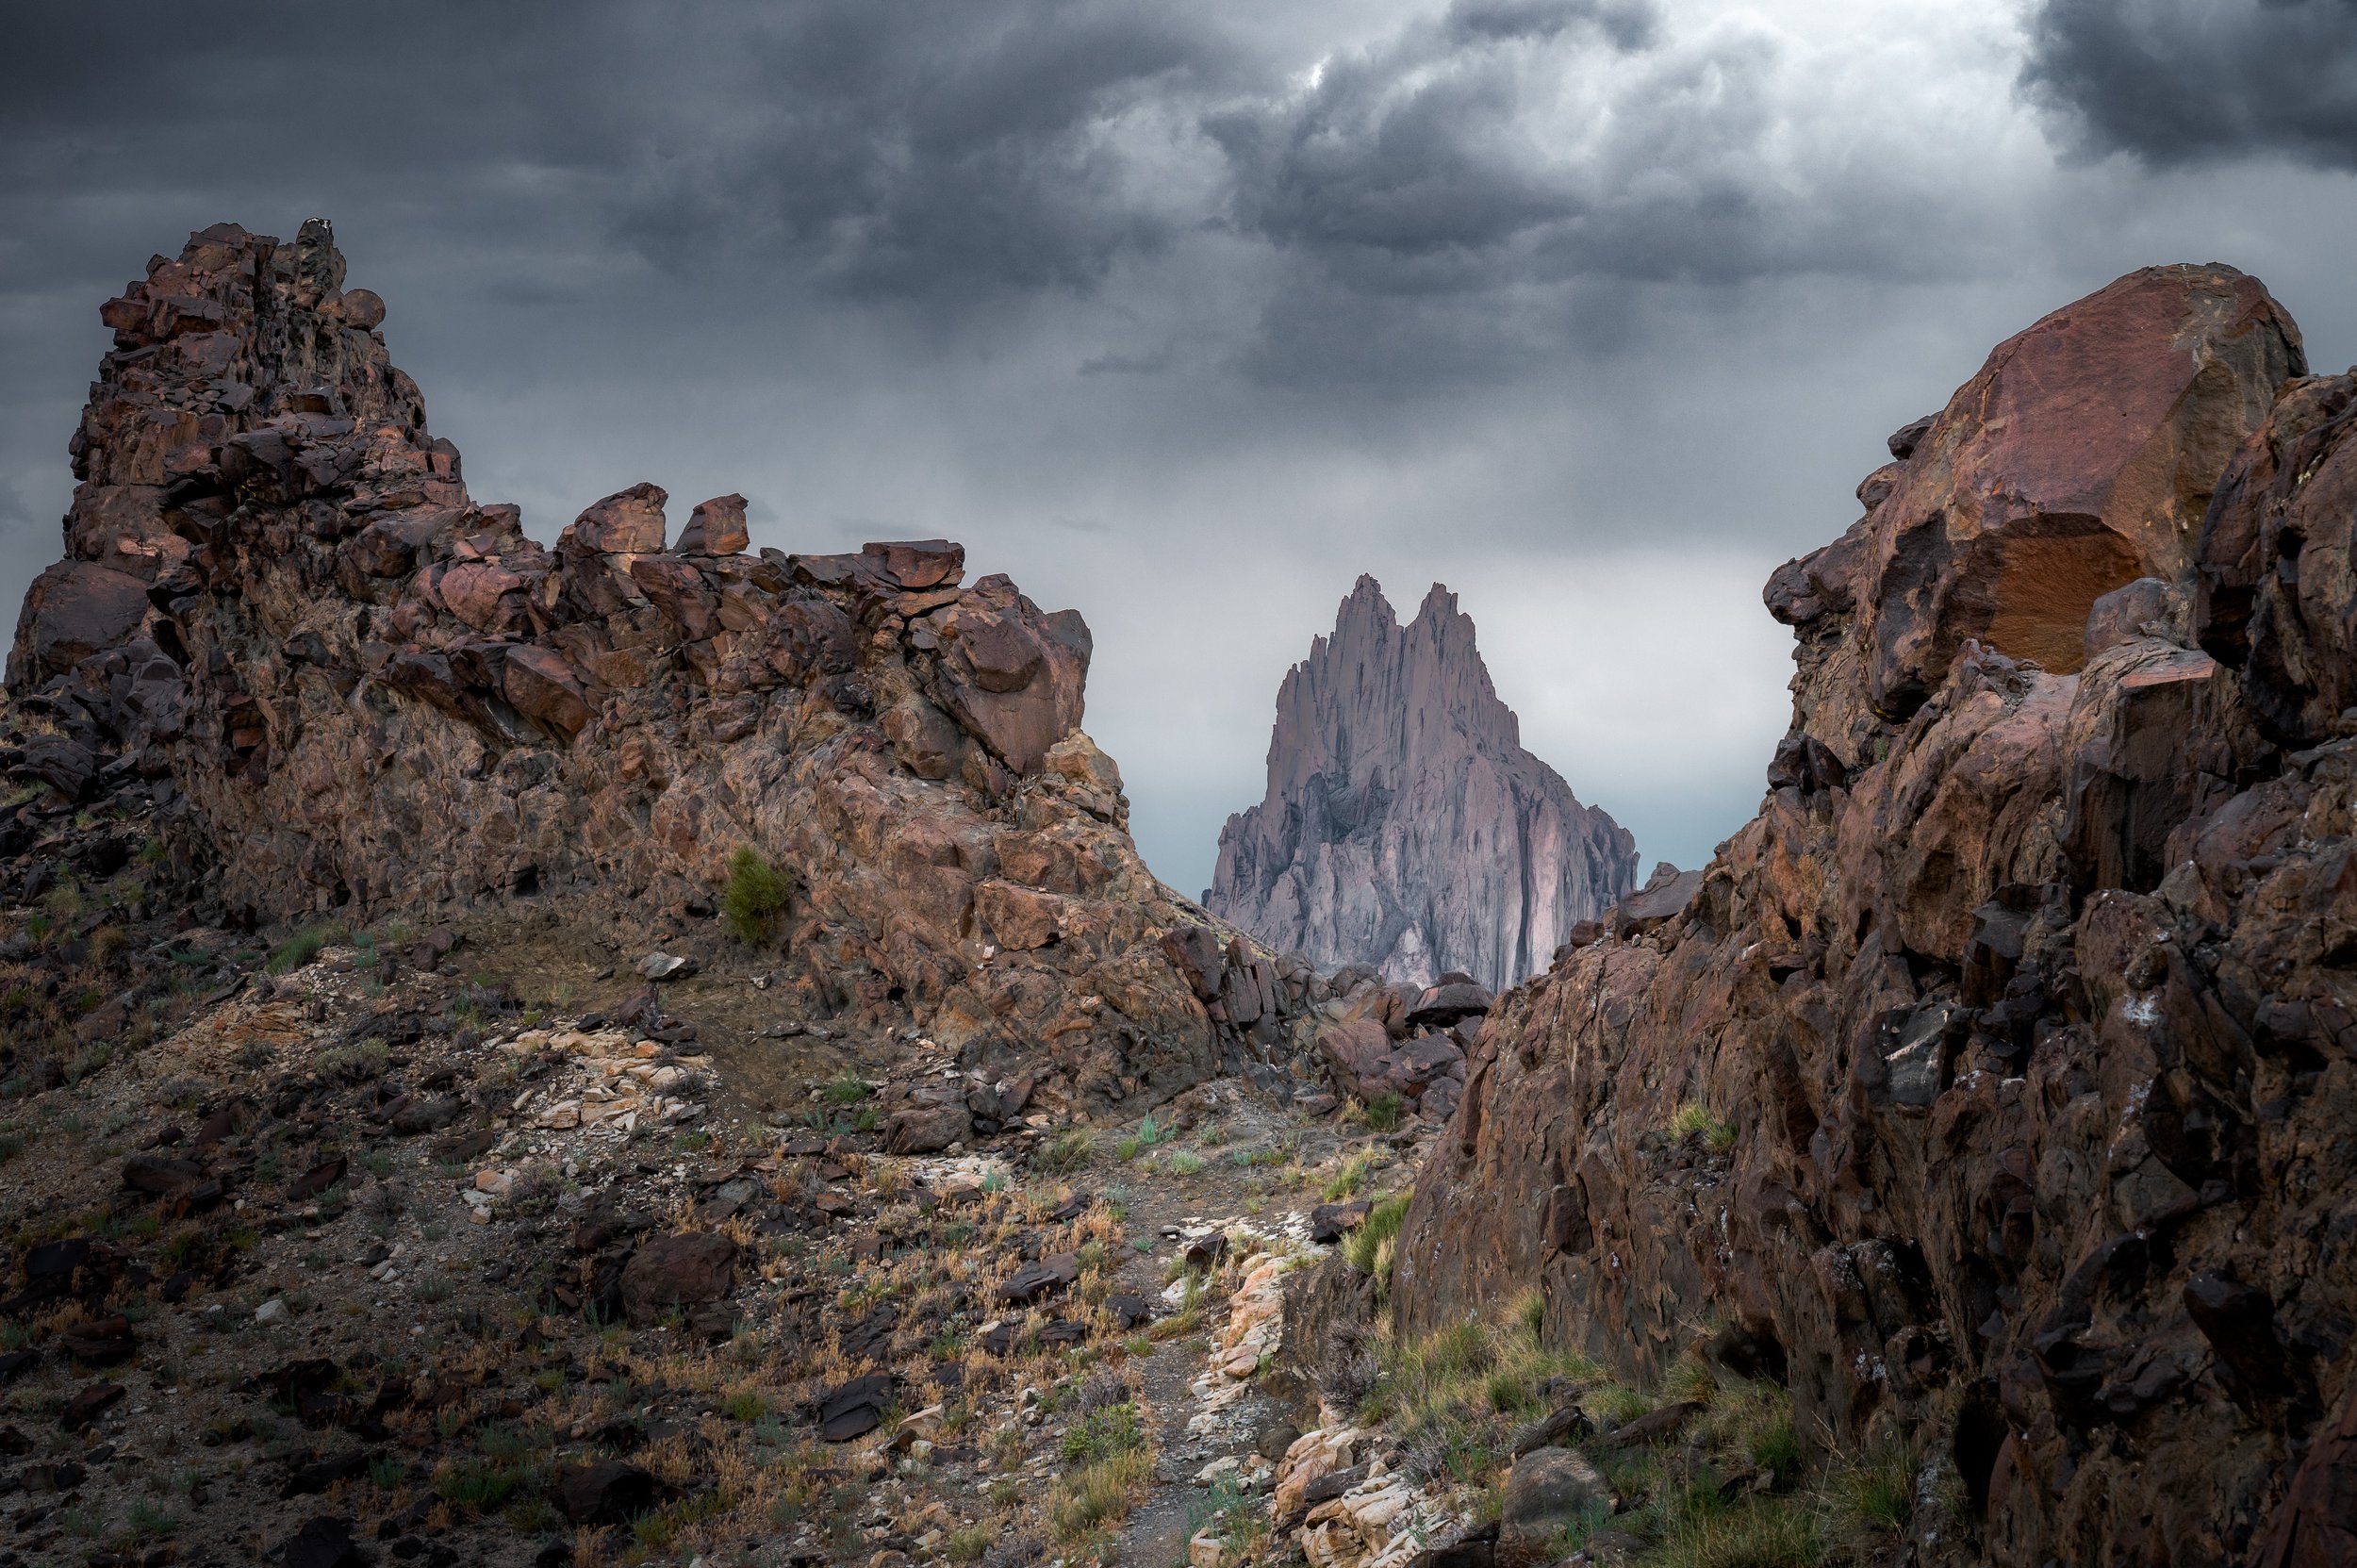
7;219;1321;1114
1394;264;2357;1564
1208;577;1637;992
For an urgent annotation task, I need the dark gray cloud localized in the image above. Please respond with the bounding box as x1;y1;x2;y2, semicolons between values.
2024;0;2357;168
604;3;1234;298
4;0;2356;899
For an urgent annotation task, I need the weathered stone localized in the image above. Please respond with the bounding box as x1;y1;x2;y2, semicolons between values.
1496;1447;1607;1567
676;493;750;555
562;483;668;554
618;1231;736;1325
884;1103;971;1155
121;1154;203;1194
552;1460;658;1525
997;1253;1079;1305
4;221;1287;1121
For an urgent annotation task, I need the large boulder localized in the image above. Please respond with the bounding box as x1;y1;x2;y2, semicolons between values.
618;1231;735;1326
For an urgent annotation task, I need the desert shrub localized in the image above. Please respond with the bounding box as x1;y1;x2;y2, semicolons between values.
267;923;346;975
1670;1101;1737;1153
720;848;795;943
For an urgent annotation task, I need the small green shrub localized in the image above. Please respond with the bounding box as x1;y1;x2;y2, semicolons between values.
720;848;795;944
267;923;346;975
1364;1091;1405;1132
1033;1129;1096;1176
1344;1189;1413;1276
1671;1101;1737;1153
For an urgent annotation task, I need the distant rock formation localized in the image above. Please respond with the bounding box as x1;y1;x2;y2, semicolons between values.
1206;577;1637;992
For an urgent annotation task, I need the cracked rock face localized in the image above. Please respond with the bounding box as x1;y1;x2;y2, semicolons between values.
1393;264;2349;1566
1207;577;1637;993
6;218;1320;1114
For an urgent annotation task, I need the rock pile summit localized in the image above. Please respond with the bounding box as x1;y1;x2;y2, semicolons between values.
1207;577;1637;993
6;218;1327;1115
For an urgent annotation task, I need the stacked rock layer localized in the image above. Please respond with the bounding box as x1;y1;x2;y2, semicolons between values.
1393;265;2356;1563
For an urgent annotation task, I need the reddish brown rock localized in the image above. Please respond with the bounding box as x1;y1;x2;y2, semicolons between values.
6;219;1308;1115
675;492;750;555
618;1231;735;1326
1210;578;1636;990
561;483;668;555
8;561;151;684
1395;266;2345;1568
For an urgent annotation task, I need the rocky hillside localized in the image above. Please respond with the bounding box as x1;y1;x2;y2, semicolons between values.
6;218;1337;1121
1207;577;1637;993
1392;264;2356;1564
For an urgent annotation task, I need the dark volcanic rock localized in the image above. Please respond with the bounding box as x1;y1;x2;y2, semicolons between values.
551;1460;658;1526
1395;264;2340;1568
618;1231;736;1325
1208;577;1637;992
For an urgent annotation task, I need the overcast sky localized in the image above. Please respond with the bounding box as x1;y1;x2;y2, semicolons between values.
6;0;2355;896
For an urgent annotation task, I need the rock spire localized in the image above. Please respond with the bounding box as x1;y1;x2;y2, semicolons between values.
1206;576;1637;992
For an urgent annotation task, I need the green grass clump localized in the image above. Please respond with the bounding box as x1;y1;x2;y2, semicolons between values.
316;1038;388;1082
1670;1101;1737;1154
266;923;347;975
1364;1091;1405;1132
1050;1448;1150;1542
823;1068;869;1104
1033;1129;1096;1176
720;847;795;943
1322;1151;1380;1200
1344;1189;1413;1278
1059;1401;1144;1465
1115;1114;1167;1162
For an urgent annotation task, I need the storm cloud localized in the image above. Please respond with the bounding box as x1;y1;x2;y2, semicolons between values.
5;0;2357;894
2024;0;2357;168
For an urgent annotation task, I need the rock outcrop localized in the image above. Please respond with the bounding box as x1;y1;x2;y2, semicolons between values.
4;219;1327;1114
1393;264;2353;1564
1207;578;1637;992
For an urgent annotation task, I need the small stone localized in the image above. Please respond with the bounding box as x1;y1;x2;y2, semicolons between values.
635;952;697;981
254;1298;288;1325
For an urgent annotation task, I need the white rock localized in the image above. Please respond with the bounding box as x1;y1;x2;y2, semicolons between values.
254;1298;287;1324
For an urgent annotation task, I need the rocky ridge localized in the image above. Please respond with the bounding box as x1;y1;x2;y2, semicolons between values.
1208;578;1637;992
1391;264;2357;1564
5;218;1335;1118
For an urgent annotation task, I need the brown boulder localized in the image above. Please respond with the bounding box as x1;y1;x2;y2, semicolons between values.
883;1103;971;1155
618;1231;736;1325
864;539;964;589
436;561;522;631
676;493;750;554
501;645;595;741
552;1459;658;1525
561;483;668;554
978;880;1063;951
1855;263;2298;714
9;561;149;682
